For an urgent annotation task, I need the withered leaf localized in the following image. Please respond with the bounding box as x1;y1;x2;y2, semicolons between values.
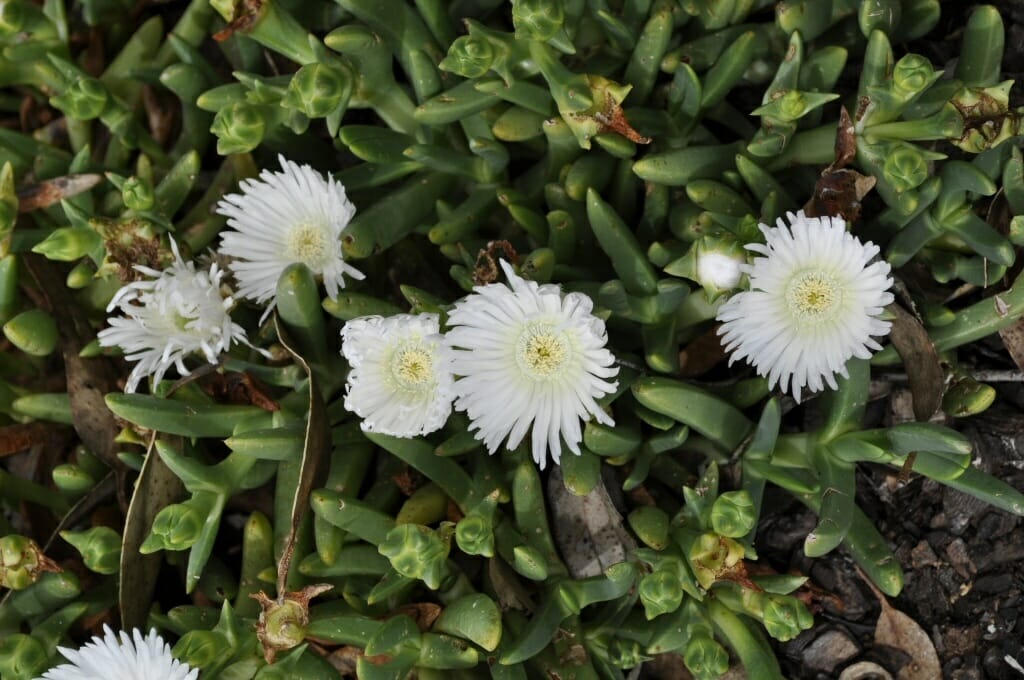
17;174;103;212
273;315;331;593
547;466;636;579
998;316;1024;370
120;435;186;630
860;567;941;680
886;303;945;422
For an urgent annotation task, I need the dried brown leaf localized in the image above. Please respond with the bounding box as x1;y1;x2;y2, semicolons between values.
273;315;330;593
390;603;442;632
998;317;1024;370
119;436;185;630
887;303;945;421
859;566;941;680
547;466;636;579
17;174;103;212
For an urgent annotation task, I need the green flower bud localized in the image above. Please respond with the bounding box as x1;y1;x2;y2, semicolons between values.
66;259;97;290
752;90;840;123
638;568;683;619
122;176;154;211
893;54;936;95
140;500;206;553
378;524;451;590
0;634;48;680
251;584;331;664
50;78;109;120
60;526;121;575
0;535;60;590
687;533;744;590
710;490;757;538
608;639;650;669
439;36;496;79
173;630;228;669
683;635;730;680
455;513;494;558
283;61;354;119
3;309;58;357
761;594;813;641
211;102;266;155
31;227;102;262
883;144;929;192
512;0;564;41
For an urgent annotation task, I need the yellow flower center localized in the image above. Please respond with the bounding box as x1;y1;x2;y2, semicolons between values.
284;223;330;268
517;324;569;380
390;344;434;391
786;271;842;321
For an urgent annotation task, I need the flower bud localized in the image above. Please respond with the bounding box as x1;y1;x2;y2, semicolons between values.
282;61;354;119
893;54;935;95
3;309;58;357
761;593;813;641
687;532;744;590
50;78;109;120
883;144;929;192
60;526;121;575
0;535;60;590
455;512;495;558
211;102;266;155
140;500;206;553
378;523;451;589
639;568;684;619
512;0;564;41
251;584;332;664
439;36;496;78
0;634;47;680
665;235;745;300
683;635;730;680
608;639;650;669
122;176;154;211
710;490;756;538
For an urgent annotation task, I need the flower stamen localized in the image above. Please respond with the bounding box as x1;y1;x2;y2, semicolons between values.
786;271;842;321
517;325;569;379
284;223;330;269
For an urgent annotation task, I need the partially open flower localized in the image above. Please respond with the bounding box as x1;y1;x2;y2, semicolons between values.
40;625;197;680
98;241;257;393
446;260;619;468
341;314;454;438
716;211;894;402
216;155;364;317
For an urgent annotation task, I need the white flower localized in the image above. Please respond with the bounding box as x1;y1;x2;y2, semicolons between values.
39;625;197;680
215;154;364;316
446;261;619;469
98;241;257;393
341;314;454;437
716;211;894;402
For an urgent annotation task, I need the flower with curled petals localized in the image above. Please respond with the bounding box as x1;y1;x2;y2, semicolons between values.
98;241;258;393
39;625;197;680
341;314;454;438
445;261;619;468
716;211;894;402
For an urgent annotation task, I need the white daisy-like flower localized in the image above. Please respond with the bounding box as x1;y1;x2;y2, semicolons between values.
98;241;257;393
446;261;619;469
716;211;894;402
39;625;197;680
341;314;454;438
215;154;364;316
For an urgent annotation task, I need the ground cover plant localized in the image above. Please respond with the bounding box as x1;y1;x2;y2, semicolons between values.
1;0;1024;678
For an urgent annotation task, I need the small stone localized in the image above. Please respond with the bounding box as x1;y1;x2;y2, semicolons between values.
974;573;1014;596
945;538;975;579
911;540;939;569
802;628;859;673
